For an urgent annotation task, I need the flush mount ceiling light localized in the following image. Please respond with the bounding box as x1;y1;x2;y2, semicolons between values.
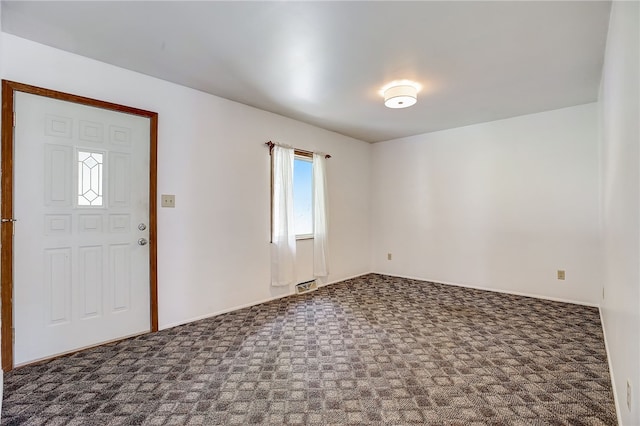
380;80;421;109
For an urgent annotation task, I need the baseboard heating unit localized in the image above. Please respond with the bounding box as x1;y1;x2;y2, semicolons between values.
296;280;318;294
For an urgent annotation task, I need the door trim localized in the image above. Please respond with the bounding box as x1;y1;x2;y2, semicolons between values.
1;80;159;371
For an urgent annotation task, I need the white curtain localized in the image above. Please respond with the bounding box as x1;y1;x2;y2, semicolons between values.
313;153;330;278
271;145;296;286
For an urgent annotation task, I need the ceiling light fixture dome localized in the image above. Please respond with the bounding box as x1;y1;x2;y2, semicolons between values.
382;81;420;109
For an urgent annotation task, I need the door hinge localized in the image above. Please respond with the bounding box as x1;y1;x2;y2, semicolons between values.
2;218;17;235
13;112;16;128
12;328;15;343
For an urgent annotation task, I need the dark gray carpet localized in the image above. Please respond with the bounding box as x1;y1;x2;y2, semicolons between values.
2;274;617;425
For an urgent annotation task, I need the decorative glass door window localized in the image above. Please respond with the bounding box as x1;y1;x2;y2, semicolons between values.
77;151;104;206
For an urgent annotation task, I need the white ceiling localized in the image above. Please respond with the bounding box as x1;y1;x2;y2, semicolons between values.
1;1;611;143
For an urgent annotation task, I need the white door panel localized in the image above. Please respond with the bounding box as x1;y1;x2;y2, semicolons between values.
13;92;151;366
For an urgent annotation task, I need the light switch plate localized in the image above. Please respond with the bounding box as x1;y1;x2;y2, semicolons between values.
161;194;175;208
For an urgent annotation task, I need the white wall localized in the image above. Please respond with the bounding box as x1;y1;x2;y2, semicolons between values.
599;2;640;424
0;33;371;329
371;103;601;305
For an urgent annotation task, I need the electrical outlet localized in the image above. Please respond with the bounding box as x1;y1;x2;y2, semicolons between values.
161;194;176;208
627;379;632;411
387;253;392;261
557;270;565;280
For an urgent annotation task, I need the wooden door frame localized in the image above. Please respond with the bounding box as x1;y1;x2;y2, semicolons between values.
1;80;159;371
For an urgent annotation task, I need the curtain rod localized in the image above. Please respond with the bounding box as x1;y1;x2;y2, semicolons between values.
265;141;331;159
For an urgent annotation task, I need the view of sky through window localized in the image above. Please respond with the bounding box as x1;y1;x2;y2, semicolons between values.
293;157;313;236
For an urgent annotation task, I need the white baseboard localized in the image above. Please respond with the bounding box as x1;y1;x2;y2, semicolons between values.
161;270;598;341
371;271;599;308
599;306;622;426
319;272;372;288
160;272;371;331
159;292;292;331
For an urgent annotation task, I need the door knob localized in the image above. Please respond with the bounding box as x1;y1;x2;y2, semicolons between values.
138;223;147;231
138;238;148;246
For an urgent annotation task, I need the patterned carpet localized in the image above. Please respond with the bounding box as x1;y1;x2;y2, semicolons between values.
2;274;617;425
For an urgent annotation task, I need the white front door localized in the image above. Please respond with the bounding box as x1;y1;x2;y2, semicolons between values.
13;91;151;366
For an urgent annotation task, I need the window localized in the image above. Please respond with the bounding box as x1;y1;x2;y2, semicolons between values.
293;155;313;238
268;142;330;283
77;150;104;206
